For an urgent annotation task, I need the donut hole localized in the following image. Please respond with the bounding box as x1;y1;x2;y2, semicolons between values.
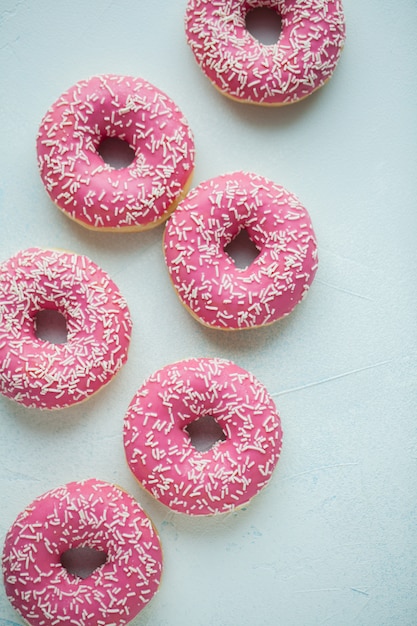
34;309;68;344
60;546;108;579
224;229;260;269
97;136;135;169
245;7;282;45
185;415;227;452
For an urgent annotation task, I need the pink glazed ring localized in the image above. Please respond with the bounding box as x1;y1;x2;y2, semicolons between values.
2;479;163;626
124;358;283;515
185;0;346;105
163;171;318;330
37;74;195;230
0;248;132;409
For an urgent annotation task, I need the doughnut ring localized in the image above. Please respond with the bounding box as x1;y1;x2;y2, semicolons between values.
124;358;283;515
2;479;163;626
0;247;132;409
185;0;346;105
37;74;195;230
163;171;318;330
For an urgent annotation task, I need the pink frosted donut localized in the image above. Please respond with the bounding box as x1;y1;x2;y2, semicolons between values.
2;479;163;626
37;74;195;231
0;248;132;409
124;358;283;515
163;171;318;330
185;0;346;105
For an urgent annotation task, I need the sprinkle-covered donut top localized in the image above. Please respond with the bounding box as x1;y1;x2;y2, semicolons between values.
164;171;318;329
185;0;346;105
0;248;132;410
36;74;195;230
2;479;162;626
124;358;283;515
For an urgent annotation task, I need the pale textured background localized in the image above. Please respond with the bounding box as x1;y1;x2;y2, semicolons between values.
1;1;416;624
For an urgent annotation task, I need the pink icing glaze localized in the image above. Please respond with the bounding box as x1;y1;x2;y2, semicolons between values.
163;171;318;330
185;0;346;105
123;358;283;515
2;479;163;626
36;74;195;230
0;248;132;409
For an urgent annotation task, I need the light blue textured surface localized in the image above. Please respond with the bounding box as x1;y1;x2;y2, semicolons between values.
0;1;416;625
